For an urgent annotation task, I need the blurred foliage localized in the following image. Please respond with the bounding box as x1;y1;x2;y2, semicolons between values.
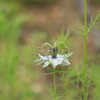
0;3;25;41
0;2;42;100
90;0;100;6
4;0;59;3
2;0;59;8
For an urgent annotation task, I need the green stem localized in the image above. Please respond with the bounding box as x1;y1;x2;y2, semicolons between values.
84;0;87;33
83;35;87;73
53;72;57;100
82;0;87;100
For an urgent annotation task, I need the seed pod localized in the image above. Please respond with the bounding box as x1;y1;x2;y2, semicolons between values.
50;47;58;58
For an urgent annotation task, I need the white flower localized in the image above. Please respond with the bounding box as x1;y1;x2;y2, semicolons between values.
36;52;73;68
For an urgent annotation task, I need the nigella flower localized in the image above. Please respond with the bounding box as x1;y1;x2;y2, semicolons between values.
36;42;73;69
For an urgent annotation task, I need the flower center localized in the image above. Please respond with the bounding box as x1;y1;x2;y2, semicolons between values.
50;47;58;58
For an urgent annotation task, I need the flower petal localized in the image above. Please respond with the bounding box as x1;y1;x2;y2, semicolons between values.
35;59;41;62
56;57;63;64
43;61;49;68
57;54;63;58
65;52;73;58
37;52;73;68
51;59;58;68
61;59;71;66
37;61;45;65
38;54;48;60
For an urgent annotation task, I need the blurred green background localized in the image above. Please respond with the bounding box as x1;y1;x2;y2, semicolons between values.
0;0;100;100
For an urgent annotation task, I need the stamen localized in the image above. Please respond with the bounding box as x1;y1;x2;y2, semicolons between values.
42;50;48;56
56;42;68;48
53;41;58;47
41;42;52;48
